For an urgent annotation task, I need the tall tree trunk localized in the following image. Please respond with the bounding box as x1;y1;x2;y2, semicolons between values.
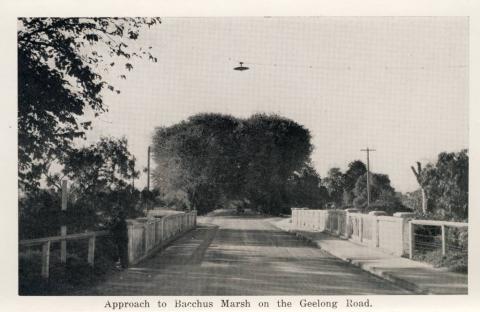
412;163;428;214
421;187;428;214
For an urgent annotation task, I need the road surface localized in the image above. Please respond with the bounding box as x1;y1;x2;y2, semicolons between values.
79;210;410;295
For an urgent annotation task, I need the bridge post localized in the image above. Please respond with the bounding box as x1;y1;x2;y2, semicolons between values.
359;217;364;243
126;220;135;265
41;240;51;279
393;212;415;257
154;218;159;244
336;211;342;236
344;208;359;239
87;236;96;266
143;221;150;255
409;221;415;259
161;216;165;241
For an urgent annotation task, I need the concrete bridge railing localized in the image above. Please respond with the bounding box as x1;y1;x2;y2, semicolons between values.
126;210;197;265
292;208;415;257
292;208;468;258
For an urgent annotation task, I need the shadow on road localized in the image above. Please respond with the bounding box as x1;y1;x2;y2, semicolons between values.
74;211;410;295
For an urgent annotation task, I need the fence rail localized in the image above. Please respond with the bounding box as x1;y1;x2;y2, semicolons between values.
19;230;109;279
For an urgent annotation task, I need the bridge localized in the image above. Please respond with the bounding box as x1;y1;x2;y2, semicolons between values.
20;208;467;295
70;209;408;295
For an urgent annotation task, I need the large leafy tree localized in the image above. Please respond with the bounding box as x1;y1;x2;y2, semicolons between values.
18;17;161;191
352;172;406;214
152;113;313;215
322;168;345;208
60;137;139;194
241;114;312;214
342;160;367;206
419;149;468;220
152;114;243;213
20;137;140;238
287;163;329;209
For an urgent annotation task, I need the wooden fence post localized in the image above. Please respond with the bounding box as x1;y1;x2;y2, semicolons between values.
161;217;165;241
441;224;446;256
87;236;96;266
60;180;68;263
41;241;51;279
409;222;414;259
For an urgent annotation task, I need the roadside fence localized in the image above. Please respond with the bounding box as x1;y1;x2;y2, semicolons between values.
291;208;467;258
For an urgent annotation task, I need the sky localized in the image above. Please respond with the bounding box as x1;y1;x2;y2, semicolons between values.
84;17;468;193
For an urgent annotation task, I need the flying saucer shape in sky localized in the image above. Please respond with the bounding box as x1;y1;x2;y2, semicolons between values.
234;62;249;71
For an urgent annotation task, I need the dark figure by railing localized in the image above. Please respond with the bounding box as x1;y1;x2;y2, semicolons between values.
111;213;128;268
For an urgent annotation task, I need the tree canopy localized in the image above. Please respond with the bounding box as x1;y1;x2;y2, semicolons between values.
59;137;138;194
321;160;406;214
322;160;367;208
417;149;468;220
19;137;144;239
322;167;345;208
287;163;329;209
18;17;161;191
152;113;317;215
352;172;406;214
342;160;367;206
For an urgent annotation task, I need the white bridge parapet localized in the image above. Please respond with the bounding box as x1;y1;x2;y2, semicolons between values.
292;208;420;257
126;210;197;265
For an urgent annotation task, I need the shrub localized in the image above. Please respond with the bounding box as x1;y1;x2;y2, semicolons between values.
19;236;119;295
413;249;467;273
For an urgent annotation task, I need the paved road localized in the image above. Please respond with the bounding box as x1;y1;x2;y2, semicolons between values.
80;210;410;295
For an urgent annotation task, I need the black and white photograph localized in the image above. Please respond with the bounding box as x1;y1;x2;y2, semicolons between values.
15;15;470;297
2;1;479;309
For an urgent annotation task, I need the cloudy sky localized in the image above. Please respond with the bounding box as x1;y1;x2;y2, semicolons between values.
84;17;468;193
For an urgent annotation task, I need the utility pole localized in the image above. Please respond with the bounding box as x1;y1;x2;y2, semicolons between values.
131;156;136;189
147;146;151;192
360;147;376;210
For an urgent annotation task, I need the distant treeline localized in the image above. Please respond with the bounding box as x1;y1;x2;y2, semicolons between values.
151;113;403;215
151;113;468;220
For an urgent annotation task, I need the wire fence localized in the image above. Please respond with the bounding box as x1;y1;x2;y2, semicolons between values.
410;221;468;259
